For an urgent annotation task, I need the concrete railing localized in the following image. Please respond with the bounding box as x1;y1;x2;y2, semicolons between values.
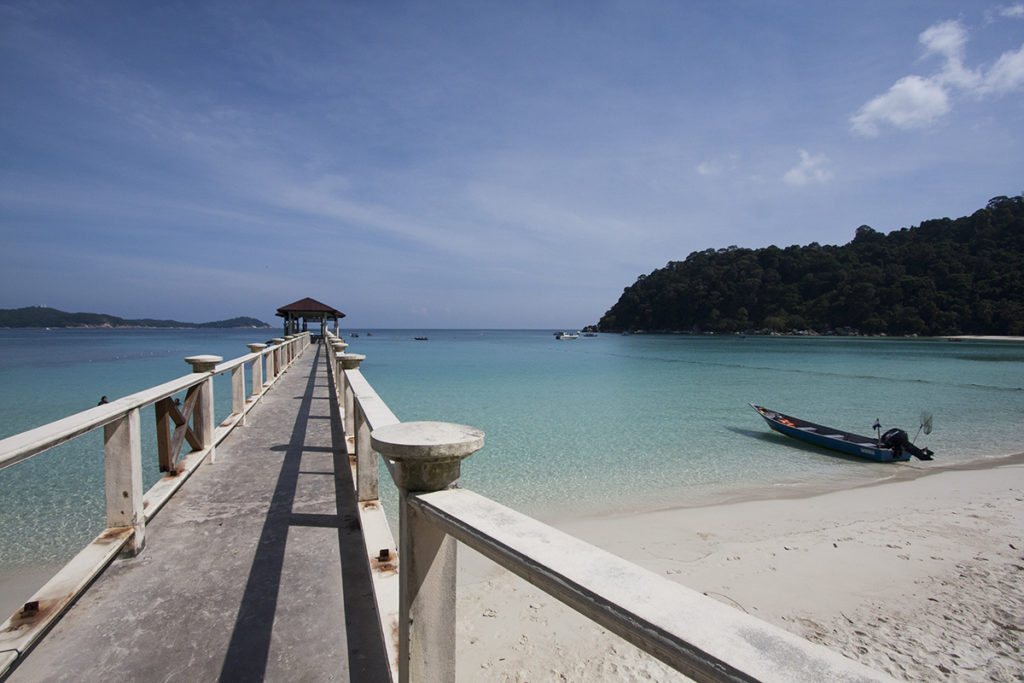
0;332;311;675
324;331;891;683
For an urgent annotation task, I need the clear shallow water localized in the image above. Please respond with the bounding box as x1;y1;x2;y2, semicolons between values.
358;331;1024;519
1;329;1023;576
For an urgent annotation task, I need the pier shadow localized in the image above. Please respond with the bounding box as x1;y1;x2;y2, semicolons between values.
219;345;390;682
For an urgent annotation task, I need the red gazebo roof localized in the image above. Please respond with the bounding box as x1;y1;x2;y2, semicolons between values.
275;297;345;318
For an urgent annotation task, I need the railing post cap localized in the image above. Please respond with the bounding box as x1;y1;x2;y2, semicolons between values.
371;421;484;463
185;355;223;372
247;342;268;351
338;353;366;369
371;421;483;491
271;337;285;343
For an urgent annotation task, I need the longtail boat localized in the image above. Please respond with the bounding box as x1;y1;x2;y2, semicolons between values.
749;403;934;462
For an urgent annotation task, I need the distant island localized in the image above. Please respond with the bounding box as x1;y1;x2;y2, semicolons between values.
0;307;271;329
597;194;1024;337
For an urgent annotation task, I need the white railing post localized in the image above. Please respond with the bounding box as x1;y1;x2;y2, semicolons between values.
185;355;222;463
103;407;145;555
288;334;299;364
230;363;245;425
370;421;485;683
263;347;274;387
331;341;348;396
271;338;285;379
247;343;266;399
354;404;376;502
283;335;294;366
339;353;365;440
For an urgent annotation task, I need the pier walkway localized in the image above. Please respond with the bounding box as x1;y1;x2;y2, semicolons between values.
8;343;390;681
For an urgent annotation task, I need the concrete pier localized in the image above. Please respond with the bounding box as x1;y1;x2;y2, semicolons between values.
7;344;390;682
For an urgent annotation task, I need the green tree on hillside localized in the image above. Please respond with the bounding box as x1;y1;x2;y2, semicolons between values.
598;194;1024;336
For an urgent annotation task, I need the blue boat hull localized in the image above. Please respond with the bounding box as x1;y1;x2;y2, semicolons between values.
750;403;911;462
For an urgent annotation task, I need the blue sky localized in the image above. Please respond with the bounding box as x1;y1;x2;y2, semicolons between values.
2;1;1023;328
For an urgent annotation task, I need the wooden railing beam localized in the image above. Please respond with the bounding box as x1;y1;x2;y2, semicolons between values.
185;355;221;464
103;407;145;556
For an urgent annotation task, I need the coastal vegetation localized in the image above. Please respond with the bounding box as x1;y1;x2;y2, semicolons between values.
598;194;1024;336
0;306;270;329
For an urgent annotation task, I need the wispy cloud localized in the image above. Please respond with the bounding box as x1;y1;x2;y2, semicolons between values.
782;150;833;186
999;4;1024;19
850;75;951;136
851;16;1024;137
696;153;741;177
978;43;1024;95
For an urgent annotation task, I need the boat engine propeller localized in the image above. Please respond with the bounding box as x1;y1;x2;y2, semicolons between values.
880;428;934;460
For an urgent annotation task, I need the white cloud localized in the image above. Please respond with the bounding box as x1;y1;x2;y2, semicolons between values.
850;75;950;137
920;20;967;59
696;160;720;176
999;4;1024;19
980;43;1024;94
696;153;740;177
783;149;833;186
921;20;981;89
851;17;1024;137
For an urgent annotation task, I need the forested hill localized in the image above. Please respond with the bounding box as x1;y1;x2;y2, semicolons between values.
0;307;270;329
598;194;1024;336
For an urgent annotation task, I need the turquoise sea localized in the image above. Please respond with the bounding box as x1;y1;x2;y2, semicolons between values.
2;328;1023;604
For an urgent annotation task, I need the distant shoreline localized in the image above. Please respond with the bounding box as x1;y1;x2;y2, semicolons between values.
946;334;1024;342
0;307;271;329
0;325;272;330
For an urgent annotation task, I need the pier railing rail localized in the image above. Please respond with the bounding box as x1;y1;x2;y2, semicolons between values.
0;332;311;674
324;331;890;683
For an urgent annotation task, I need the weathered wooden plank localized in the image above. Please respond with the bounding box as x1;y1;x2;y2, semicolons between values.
155;397;174;473
355;489;400;680
211;351;259;375
104;409;145;555
346;369;400;431
172;385;203;458
0;527;133;677
141;445;213;522
0;373;201;471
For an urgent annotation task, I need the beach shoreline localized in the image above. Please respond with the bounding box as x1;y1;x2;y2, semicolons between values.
457;454;1024;681
565;450;1024;521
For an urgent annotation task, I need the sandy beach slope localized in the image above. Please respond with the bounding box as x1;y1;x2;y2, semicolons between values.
457;455;1024;681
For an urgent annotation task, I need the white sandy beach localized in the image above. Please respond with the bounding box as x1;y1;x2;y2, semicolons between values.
456;455;1024;681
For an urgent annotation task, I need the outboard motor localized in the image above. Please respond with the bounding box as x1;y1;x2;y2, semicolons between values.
881;428;934;460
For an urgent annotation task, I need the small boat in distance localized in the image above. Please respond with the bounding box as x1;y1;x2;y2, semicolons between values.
414;336;428;341
554;331;579;340
749;403;934;462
